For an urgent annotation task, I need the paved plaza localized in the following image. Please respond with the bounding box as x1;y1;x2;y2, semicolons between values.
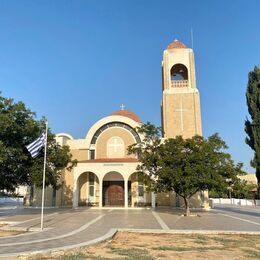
0;204;259;257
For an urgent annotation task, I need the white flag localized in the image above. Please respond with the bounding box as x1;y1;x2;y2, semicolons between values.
26;133;46;158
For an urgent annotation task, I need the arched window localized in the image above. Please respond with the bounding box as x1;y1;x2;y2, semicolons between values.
170;64;188;81
107;136;125;158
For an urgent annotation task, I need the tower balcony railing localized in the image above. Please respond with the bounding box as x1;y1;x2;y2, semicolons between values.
171;80;189;88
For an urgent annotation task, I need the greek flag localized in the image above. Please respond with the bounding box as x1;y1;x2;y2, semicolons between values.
26;133;46;158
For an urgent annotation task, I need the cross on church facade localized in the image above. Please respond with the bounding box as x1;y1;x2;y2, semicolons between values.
174;99;188;131
120;104;125;110
108;137;123;152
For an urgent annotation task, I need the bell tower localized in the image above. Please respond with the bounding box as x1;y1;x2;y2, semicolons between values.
161;39;202;138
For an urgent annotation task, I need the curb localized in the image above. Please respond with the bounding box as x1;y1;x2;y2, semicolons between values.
117;228;260;235
1;228;260;258
0;228;118;258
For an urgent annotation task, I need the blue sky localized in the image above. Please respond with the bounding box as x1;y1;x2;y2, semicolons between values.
0;0;259;173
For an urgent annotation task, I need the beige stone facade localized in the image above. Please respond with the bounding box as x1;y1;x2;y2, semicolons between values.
28;39;208;209
238;174;258;185
161;40;202;138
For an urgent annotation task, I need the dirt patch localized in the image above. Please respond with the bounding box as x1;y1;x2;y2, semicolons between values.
20;232;260;259
0;224;25;237
0;229;23;237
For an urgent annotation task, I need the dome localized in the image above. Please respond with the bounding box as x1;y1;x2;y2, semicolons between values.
111;110;141;123
167;39;187;49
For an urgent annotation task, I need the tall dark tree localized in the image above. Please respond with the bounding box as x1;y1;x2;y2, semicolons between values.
0;94;76;192
245;66;260;190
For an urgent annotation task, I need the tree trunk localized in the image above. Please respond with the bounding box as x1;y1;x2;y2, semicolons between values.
29;186;34;206
257;167;260;198
183;197;190;216
52;187;56;207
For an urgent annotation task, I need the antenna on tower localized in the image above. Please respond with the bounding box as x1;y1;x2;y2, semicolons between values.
191;28;194;49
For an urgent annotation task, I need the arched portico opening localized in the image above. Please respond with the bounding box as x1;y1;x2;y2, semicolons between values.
102;171;127;207
128;173;152;207
77;172;99;206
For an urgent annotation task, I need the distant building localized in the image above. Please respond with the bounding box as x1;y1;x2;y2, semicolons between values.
238;174;258;185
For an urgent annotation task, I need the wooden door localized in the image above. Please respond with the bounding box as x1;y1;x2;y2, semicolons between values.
107;182;124;206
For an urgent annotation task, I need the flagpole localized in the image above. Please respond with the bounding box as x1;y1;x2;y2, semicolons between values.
40;120;48;231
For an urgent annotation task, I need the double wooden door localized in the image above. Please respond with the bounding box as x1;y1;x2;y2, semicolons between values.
103;181;124;206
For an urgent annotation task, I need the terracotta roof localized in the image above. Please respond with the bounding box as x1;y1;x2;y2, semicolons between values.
111;110;141;123
167;39;187;49
78;158;139;163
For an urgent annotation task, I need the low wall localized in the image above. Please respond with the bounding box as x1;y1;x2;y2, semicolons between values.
0;197;24;205
211;198;260;206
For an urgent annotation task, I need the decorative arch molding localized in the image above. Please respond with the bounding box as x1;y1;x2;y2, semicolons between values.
103;171;124;181
56;133;74;140
84;115;142;148
73;166;138;183
77;170;99;180
90;121;141;145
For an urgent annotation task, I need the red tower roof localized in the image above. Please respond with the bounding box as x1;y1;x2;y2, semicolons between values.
167;39;187;49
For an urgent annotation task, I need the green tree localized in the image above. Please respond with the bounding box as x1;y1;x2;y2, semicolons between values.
0;94;76;193
231;179;257;199
245;66;260;192
128;122;162;182
209;178;256;199
0;95;39;191
128;123;243;216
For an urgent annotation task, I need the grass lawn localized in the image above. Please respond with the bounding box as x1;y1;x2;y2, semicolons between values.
19;232;260;259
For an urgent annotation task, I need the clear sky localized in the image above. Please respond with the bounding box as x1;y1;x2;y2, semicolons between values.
0;0;259;173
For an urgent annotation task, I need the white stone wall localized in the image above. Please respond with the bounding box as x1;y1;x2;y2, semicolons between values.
211;198;260;206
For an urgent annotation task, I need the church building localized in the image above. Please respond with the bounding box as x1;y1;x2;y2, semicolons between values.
30;39;208;208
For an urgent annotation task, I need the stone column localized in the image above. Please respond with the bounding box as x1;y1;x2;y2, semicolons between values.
124;179;128;208
151;192;156;208
99;178;103;208
72;178;79;208
202;190;210;210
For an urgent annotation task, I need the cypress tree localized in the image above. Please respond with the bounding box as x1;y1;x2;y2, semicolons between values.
245;66;260;191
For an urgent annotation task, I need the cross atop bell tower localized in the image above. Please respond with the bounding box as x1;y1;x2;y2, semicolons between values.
161;39;202;138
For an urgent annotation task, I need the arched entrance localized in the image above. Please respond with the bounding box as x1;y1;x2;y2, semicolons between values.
128;172;152;207
103;171;127;206
77;172;99;206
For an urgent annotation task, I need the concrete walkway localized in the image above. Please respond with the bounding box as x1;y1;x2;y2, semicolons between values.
0;205;260;257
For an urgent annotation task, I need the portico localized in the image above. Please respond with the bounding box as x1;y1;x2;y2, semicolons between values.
72;159;147;208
